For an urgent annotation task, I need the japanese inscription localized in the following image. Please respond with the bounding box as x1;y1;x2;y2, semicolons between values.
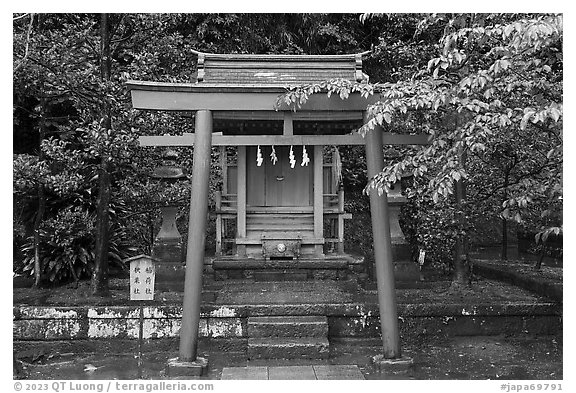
129;257;155;300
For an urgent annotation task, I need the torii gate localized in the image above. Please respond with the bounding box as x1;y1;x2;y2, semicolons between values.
127;51;428;370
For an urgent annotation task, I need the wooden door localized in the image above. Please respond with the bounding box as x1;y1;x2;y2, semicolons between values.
247;146;313;207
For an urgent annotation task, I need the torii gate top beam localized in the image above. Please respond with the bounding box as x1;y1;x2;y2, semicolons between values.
126;80;378;113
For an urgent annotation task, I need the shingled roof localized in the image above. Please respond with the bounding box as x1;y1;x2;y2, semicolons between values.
192;49;369;85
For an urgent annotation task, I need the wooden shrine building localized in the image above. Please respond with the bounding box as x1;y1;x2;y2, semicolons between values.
127;50;428;364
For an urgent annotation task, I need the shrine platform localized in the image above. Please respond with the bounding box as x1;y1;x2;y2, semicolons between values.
13;274;561;343
210;254;365;281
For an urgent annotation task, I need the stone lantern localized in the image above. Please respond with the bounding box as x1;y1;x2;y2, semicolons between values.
151;149;187;286
383;148;419;283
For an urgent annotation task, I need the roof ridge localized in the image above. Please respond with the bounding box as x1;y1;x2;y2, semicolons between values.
190;48;370;60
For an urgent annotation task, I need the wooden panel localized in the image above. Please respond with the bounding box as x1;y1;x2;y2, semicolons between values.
242;146;313;208
227;166;237;194
256;146;313;207
213;111;363;121
246;206;313;213
220;147;227;194
283;112;293;135
236;237;324;245
323;166;332;195
247;223;314;232
283;146;312;206
245;214;314;223
246;146;266;206
245;212;315;240
139;133;432;147
264;150;282;206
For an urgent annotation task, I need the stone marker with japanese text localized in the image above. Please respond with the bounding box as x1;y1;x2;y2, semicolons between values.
128;256;156;301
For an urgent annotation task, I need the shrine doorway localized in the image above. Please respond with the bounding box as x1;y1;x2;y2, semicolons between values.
246;145;313;208
244;145;315;254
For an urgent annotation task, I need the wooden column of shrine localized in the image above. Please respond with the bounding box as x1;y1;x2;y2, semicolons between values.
236;146;247;256
313;145;324;255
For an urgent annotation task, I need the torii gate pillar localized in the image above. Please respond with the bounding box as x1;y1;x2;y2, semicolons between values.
178;110;212;365
364;118;401;359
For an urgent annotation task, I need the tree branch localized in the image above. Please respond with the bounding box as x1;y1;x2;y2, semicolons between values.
14;13;34;72
475;161;557;202
13;13;30;22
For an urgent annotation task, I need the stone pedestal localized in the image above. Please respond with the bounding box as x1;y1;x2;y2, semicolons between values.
166;357;208;377
152;206;185;291
371;354;413;372
153;238;184;264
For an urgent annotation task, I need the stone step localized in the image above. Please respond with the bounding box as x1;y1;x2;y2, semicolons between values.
247;216;314;224
253;271;308;282
212;259;349;270
246;213;314;220
247;337;330;360
248;316;328;338
247;225;314;232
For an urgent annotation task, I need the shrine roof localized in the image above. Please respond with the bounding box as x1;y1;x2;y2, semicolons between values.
125;50;375;113
192;49;370;85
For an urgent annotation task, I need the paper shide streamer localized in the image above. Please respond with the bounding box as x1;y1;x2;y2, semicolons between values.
301;145;310;166
255;145;308;168
256;145;263;166
270;145;278;165
289;145;296;168
333;146;342;189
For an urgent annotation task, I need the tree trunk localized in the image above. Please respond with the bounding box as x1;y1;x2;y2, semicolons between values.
501;218;508;260
91;13;112;296
32;184;45;288
148;211;154;255
533;244;545;271
453;148;470;286
32;100;47;288
501;170;509;260
92;161;110;295
453;178;469;285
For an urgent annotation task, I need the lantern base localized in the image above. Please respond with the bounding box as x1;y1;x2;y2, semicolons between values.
152;238;186;292
392;241;420;282
152;238;184;263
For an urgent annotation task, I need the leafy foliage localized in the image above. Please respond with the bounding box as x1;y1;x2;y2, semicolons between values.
13;13;385;285
279;13;563;271
13;13;562;285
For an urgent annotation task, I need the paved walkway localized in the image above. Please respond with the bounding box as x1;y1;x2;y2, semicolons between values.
221;365;365;380
15;336;562;380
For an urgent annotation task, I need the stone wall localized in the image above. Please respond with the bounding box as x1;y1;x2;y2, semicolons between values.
13;302;561;341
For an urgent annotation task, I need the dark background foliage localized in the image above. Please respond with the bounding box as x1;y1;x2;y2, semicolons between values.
13;13;562;286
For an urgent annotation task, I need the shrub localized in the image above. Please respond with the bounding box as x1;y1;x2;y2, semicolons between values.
18;206;135;285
